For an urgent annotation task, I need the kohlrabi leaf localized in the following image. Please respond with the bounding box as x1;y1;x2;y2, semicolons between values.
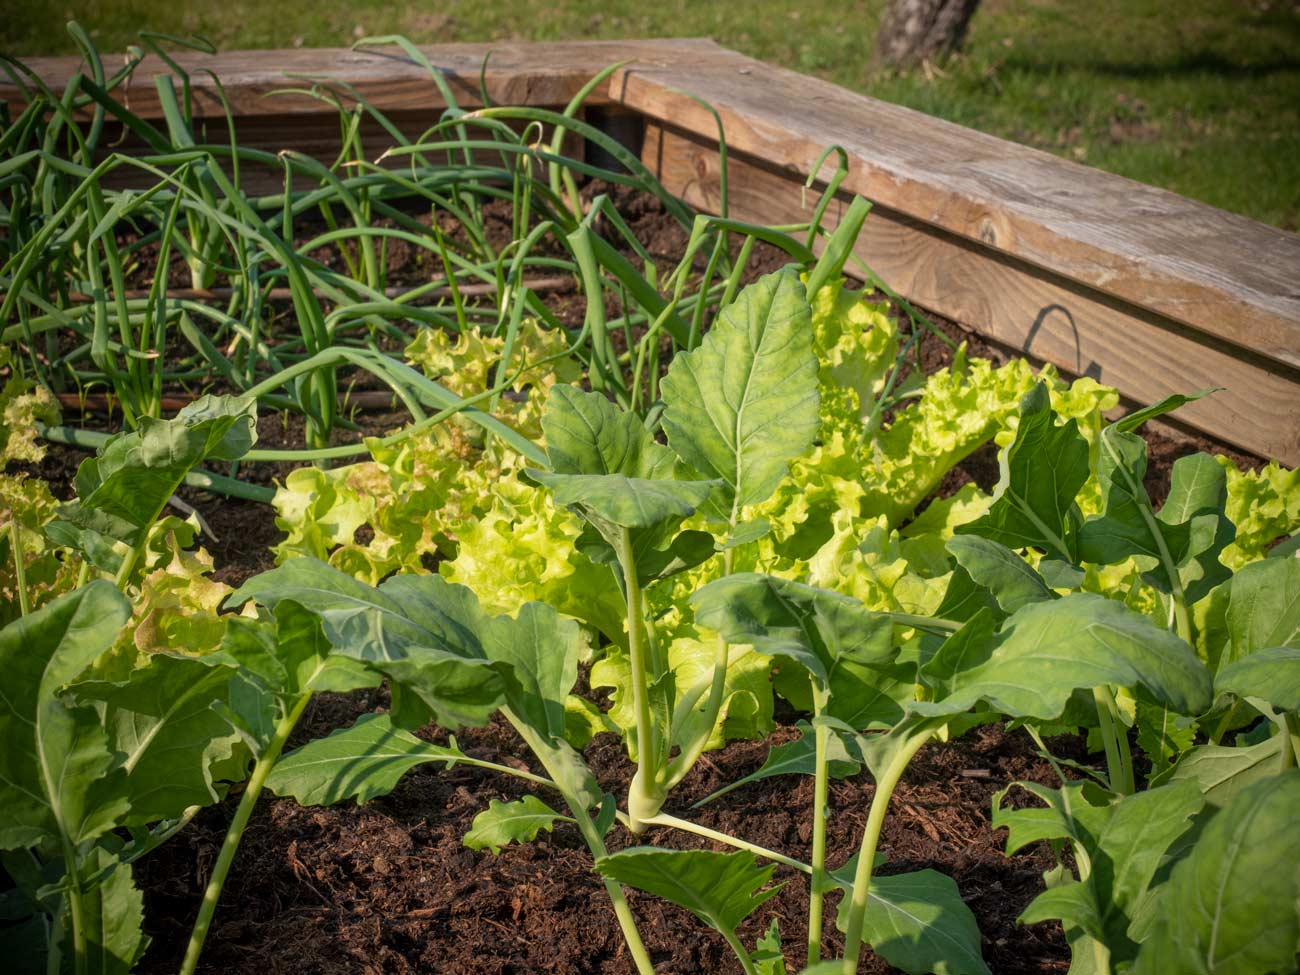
576;523;716;586
481;601;583;743
1214;646;1300;712
1217;557;1300;672
754;917;786;975
1079;395;1225;603
946;535;1054;614
79;845;148;975
691;720;862;807
230;561;502;729
595;848;781;938
463;795;569;854
1150;735;1284;808
830;860;990;975
0;582;131;851
996;779;1203;964
661;266;820;519
68;652;243;823
915;594;1212;721
956;382;1089;562
46;395;257;571
266;713;469;805
528;470;717;538
1131;771;1300;975
691;572;895;690
542;385;675;479
1134;700;1198;771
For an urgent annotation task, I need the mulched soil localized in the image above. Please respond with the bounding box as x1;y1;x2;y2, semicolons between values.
133;688;1079;975
4;182;1267;974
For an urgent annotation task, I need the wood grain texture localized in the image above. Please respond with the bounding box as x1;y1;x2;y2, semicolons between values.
1;39;725;118
612;54;1300;373
643;122;1300;464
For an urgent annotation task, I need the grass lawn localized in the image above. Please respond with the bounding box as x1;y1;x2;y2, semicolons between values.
3;0;1298;229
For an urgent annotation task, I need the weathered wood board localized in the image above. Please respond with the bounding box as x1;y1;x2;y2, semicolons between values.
4;39;1297;461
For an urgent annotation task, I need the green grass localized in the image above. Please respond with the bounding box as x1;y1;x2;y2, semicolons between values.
4;0;1298;228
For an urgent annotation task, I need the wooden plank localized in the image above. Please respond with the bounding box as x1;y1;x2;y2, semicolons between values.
642;122;1300;464
2;39;725;118
611;54;1300;375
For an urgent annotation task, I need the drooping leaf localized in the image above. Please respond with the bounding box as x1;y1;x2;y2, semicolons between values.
481;601;583;743
946;535;1053;614
1132;772;1300;975
0;582;131;851
830;861;991;975
661;266;820;518
266;713;469;806
463;795;569;854
691;572;895;689
914;594;1212;721
595;848;781;938
956;382;1089;562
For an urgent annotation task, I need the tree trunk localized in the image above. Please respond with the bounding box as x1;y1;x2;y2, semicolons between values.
871;0;982;71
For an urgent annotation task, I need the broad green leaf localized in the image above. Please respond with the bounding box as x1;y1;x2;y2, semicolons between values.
996;780;1203;963
0;582;131;850
69;652;242;823
46;396;257;571
595;848;780;938
1132;772;1300;975
482;602;583;742
1079;396;1224;603
1218;557;1300;672
231;561;503;729
662;266;820;517
542;385;674;479
956;382;1089;561
946;535;1053;614
692;720;862;807
528;470;717;532
1151;735;1283;808
463;795;568;854
914;594;1212;721
830;862;991;975
80;846;147;975
691;572;894;689
1215;646;1300;712
267;713;469;805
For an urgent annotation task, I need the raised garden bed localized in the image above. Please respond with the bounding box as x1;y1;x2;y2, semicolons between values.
2;35;1300;975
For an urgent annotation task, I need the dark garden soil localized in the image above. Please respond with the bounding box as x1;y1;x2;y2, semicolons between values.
7;184;1266;973
132;687;1080;975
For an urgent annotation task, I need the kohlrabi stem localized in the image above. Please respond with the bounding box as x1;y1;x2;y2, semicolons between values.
665;548;736;789
1279;713;1300;772
1210;700;1240;745
180;694;312;975
807;702;831;968
9;520;29;617
840;729;935;974
1092;686;1135;795
721;927;761;975
59;836;87;975
617;527;661;833
641;811;812;874
507;711;655;975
